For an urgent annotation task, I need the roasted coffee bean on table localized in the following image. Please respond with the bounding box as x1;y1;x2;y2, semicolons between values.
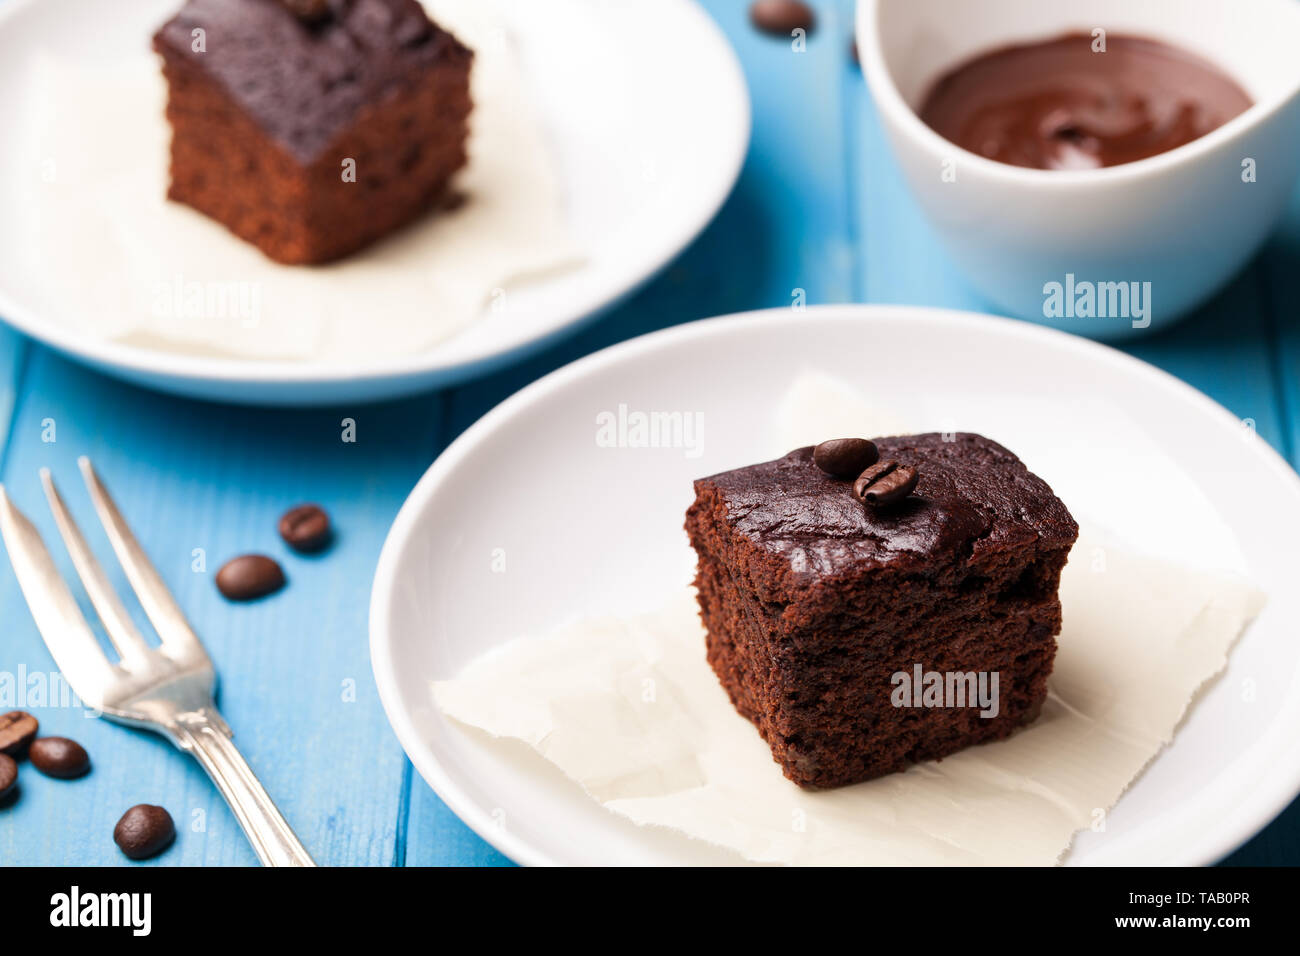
28;737;91;779
853;460;920;507
813;438;879;478
216;554;286;601
279;504;332;553
113;805;176;861
750;0;815;36
0;753;17;801
0;710;38;757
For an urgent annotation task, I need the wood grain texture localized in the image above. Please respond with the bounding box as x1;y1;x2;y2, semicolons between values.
0;0;1296;866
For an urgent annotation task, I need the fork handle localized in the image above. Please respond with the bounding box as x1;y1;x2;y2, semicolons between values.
173;711;316;867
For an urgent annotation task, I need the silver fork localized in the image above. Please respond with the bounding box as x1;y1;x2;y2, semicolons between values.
0;457;314;867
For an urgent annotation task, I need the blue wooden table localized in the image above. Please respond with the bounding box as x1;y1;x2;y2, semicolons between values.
1;0;1297;866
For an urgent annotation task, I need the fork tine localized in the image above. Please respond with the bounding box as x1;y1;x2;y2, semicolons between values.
40;469;153;669
0;485;117;707
77;457;206;659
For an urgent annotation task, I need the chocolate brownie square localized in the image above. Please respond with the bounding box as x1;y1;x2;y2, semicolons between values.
684;433;1079;789
153;0;473;264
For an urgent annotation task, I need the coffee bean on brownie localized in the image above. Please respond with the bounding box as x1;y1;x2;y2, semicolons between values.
216;555;286;601
279;504;332;553
750;0;815;36
114;805;176;861
278;0;332;22
0;753;17;801
0;710;38;757
29;737;90;779
813;438;879;478
853;460;920;507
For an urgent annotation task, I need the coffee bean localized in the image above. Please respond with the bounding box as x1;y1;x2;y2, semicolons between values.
29;737;90;779
216;555;286;601
813;438;879;478
853;460;920;507
0;753;17;801
750;0;815;36
279;0;331;22
114;805;176;860
279;504;332;553
0;710;38;757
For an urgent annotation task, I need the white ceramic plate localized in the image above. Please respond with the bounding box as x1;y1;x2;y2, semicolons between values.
0;0;749;405
370;305;1300;865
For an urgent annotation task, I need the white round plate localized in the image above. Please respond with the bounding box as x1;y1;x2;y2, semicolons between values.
370;305;1300;865
0;0;748;405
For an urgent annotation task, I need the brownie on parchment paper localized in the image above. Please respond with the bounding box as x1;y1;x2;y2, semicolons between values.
153;0;473;264
685;433;1079;790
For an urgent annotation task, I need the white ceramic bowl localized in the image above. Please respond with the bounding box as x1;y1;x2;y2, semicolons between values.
857;0;1300;339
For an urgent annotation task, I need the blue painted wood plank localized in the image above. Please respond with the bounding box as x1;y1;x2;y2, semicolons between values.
403;772;514;867
0;326;29;470
707;0;857;308
847;30;990;311
1119;269;1287;450
0;347;444;865
1259;185;1300;466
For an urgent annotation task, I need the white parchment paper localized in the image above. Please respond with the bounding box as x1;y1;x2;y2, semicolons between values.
15;2;579;363
433;375;1265;865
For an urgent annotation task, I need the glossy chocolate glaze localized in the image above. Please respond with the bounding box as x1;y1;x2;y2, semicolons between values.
696;434;1078;579
918;33;1252;170
153;0;472;162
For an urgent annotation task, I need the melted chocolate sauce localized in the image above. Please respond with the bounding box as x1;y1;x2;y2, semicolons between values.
919;33;1252;170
